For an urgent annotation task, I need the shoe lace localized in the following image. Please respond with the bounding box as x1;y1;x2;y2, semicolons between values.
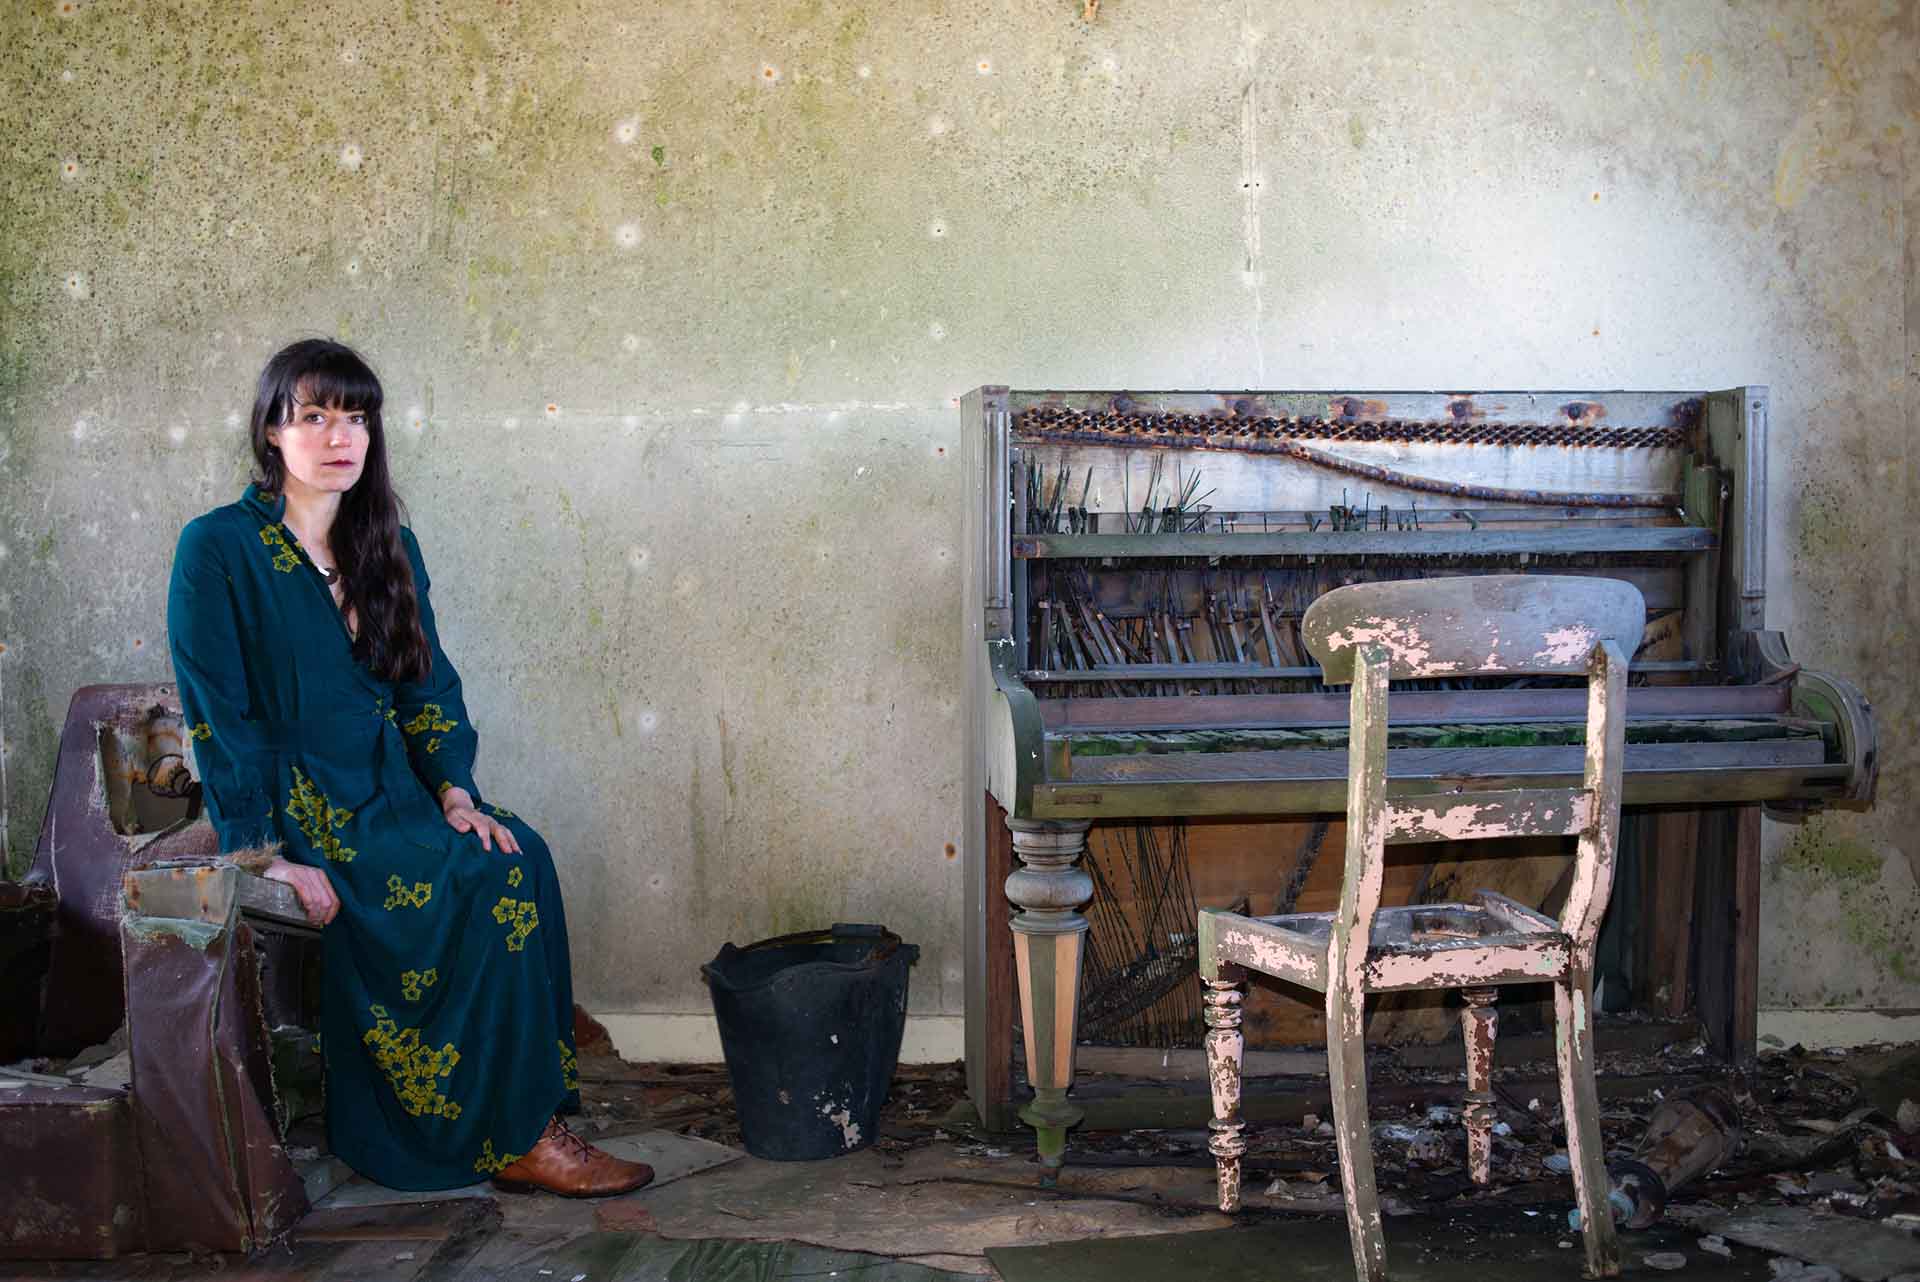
547;1117;597;1163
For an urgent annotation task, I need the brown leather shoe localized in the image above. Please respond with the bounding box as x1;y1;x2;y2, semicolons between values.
491;1117;655;1198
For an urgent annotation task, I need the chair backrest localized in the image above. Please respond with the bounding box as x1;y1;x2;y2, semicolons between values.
1299;576;1645;984
1302;575;1646;682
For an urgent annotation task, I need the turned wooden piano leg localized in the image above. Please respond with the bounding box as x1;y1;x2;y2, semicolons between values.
1004;818;1094;1183
1460;986;1499;1185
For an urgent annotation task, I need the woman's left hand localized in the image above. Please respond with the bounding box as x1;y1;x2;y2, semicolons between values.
440;786;520;854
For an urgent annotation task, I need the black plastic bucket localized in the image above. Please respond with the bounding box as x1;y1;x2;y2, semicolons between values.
701;923;919;1161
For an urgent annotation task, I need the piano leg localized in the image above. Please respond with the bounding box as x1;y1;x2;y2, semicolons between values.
1003;817;1093;1182
1460;986;1499;1185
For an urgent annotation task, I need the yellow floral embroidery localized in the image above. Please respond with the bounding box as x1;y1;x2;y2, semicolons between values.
403;704;457;737
489;804;516;820
363;1004;462;1119
286;767;356;863
384;875;433;910
425;737;441;755
188;722;212;742
559;1040;579;1091
400;967;439;1001
506;866;524;888
259;523;301;573
436;780;454;796
491;897;539;952
474;1140;520;1175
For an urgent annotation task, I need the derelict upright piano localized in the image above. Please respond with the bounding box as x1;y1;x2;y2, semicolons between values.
960;386;1875;1167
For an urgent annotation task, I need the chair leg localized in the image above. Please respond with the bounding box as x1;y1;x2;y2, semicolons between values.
1460;986;1499;1185
1326;980;1387;1282
1203;971;1247;1212
1555;968;1621;1278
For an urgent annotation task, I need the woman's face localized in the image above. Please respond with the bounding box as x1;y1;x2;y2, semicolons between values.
267;391;369;498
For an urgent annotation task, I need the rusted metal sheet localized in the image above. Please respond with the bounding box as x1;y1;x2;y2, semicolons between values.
0;1084;144;1260
125;863;315;936
121;904;309;1253
28;684;220;1057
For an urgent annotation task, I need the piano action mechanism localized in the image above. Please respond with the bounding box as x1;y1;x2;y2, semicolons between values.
959;386;1876;1168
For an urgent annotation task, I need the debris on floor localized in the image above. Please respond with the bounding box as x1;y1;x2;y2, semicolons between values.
1699;1205;1920;1281
8;1031;1918;1280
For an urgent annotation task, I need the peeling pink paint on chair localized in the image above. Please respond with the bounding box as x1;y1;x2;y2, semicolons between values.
1201;575;1640;1280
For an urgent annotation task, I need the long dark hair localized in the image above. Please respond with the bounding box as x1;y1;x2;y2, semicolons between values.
249;339;431;683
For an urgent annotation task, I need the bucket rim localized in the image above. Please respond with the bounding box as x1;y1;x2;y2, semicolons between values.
699;923;918;991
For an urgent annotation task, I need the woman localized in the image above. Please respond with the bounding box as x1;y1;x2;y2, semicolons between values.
167;338;650;1197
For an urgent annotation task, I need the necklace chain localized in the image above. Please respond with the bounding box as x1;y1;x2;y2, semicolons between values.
277;513;341;585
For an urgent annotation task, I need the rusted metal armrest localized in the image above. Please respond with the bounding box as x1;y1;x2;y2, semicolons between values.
123;862;316;937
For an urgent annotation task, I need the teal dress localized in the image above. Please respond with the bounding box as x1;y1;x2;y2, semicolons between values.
167;484;578;1190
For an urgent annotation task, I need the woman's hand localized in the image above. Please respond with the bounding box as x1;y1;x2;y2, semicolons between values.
441;786;520;854
263;856;340;926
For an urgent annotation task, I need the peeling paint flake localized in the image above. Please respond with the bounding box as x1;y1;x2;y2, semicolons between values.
820;1100;862;1149
1536;626;1598;667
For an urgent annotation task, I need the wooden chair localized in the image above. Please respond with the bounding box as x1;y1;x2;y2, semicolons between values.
1198;574;1643;1281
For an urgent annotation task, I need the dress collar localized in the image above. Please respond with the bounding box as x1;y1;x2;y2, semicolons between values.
241;482;287;523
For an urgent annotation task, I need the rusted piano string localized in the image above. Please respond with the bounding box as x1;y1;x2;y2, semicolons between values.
1079;821;1202;1049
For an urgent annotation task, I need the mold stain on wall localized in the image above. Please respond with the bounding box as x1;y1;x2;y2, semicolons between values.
1770;818;1919;994
0;0;1914;1027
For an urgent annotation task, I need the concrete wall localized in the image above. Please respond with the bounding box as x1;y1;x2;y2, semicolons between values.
2;0;1914;1054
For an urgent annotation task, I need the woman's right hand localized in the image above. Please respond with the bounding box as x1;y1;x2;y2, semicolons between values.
264;857;340;926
